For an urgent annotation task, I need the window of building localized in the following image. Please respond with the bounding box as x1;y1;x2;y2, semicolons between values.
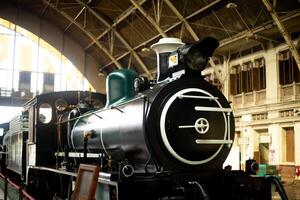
230;64;241;95
254;58;266;90
279;109;294;118
230;45;263;60
0;106;22;123
242;61;253;93
19;71;31;91
278;50;300;85
230;58;266;95
0;70;13;93
43;73;54;92
252;113;268;121
0;17;95;99
282;127;295;163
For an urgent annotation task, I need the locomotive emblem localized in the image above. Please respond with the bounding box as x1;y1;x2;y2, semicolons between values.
194;118;209;134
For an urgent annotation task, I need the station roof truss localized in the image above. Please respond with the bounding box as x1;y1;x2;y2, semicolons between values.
2;0;300;80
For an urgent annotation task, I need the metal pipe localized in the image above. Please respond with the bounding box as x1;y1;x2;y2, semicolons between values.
261;0;300;70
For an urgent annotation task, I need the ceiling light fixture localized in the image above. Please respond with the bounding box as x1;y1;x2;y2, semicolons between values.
98;68;106;77
226;2;237;8
141;47;151;53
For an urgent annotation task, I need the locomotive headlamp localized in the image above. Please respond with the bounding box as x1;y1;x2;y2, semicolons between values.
179;37;219;72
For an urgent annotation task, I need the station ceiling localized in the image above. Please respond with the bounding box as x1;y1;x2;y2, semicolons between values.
4;0;300;77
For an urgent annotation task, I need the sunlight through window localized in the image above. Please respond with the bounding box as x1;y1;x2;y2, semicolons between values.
0;17;95;98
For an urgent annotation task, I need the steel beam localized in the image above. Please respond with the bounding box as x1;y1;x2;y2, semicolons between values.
75;0;153;78
85;0;147;50
261;0;300;70
152;0;163;25
64;6;86;32
42;0;122;69
219;12;300;47
103;4;300;71
40;3;49;16
163;0;223;83
202;0;231;38
103;0;221;68
163;0;198;40
296;35;300;49
130;0;167;37
115;30;153;78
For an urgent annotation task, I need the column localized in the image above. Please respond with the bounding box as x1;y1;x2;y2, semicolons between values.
268;124;281;165
265;47;279;104
294;122;300;165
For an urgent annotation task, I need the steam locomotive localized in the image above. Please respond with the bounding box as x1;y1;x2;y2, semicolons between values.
0;37;286;200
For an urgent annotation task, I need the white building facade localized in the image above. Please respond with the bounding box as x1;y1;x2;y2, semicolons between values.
210;42;300;179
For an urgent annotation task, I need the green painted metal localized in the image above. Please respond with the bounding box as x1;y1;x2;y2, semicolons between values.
257;164;281;180
106;69;139;107
257;164;267;177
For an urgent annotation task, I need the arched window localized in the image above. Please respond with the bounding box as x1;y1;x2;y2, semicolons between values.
0;18;95;98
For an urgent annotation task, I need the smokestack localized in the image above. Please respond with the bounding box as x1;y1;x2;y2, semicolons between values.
151;38;184;82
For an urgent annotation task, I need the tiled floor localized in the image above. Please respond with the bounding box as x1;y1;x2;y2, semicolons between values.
281;180;300;200
271;178;300;200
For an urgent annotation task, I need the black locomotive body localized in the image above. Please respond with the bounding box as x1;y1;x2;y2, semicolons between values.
0;37;286;200
71;75;234;172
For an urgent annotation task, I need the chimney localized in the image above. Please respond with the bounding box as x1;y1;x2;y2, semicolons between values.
151;38;184;82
